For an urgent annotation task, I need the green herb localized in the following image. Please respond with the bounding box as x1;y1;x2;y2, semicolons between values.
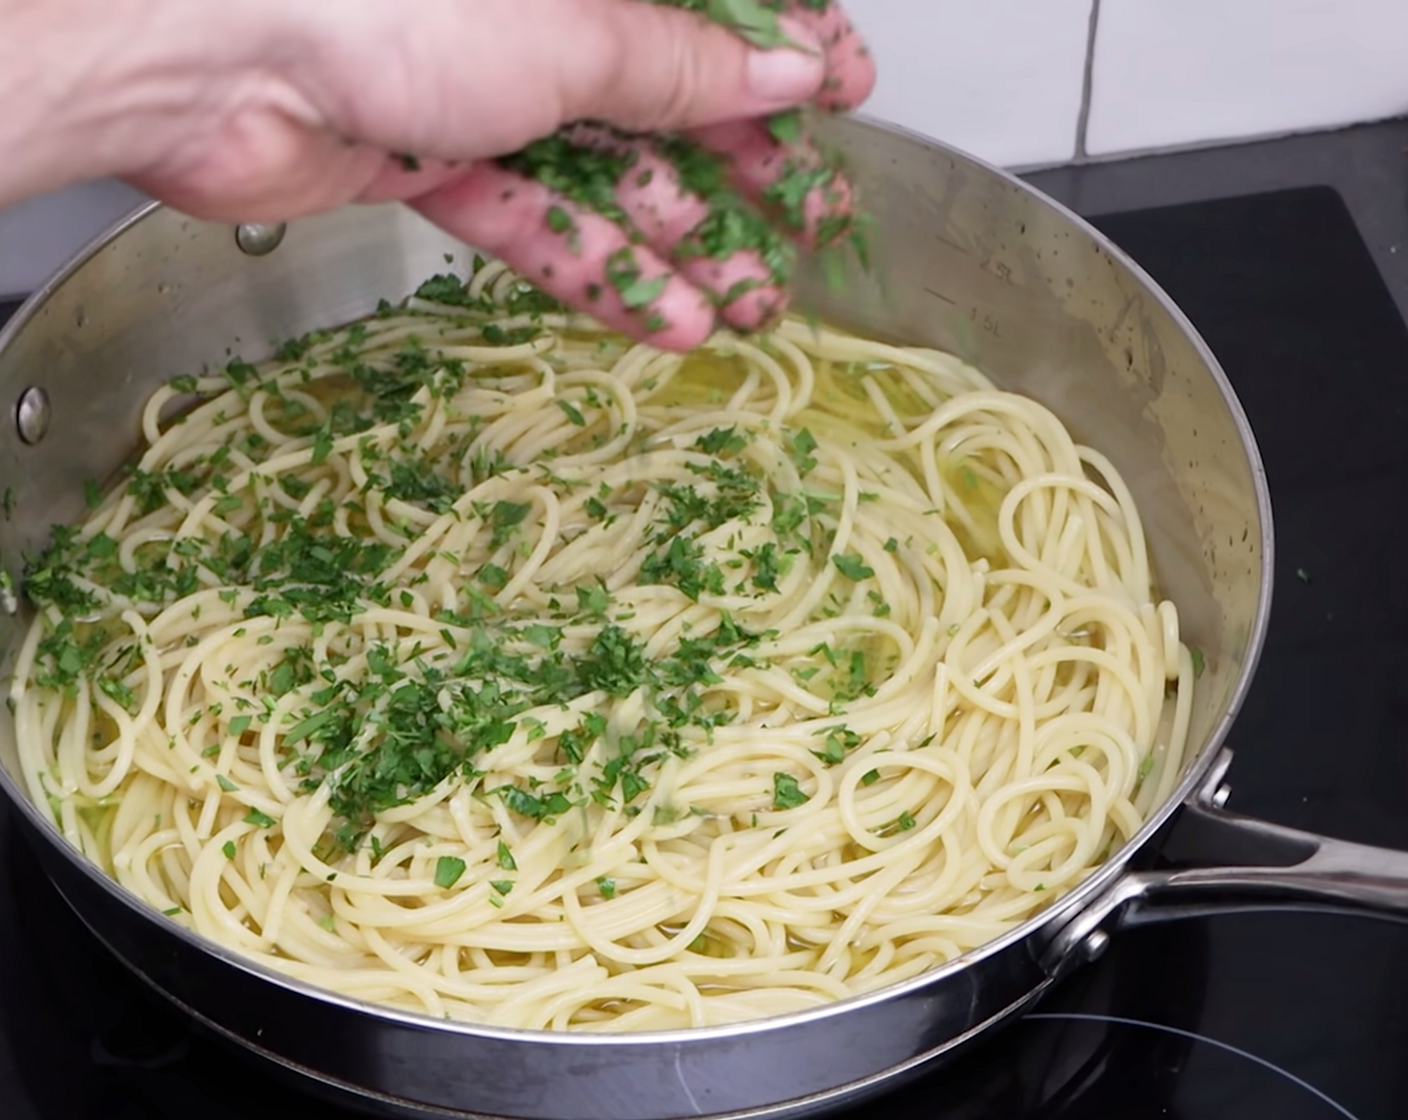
311;427;333;466
97;677;136;712
496;840;517;871
772;772;809;810
479;563;509;590
244;808;277;828
435;855;467;889
788;429;819;475
221;840;237;859
652;0;801;49
596;876;617;900
605;248;668;310
696;427;748;456
557;399;587;426
498;785;573;821
546;205;574;234
764;161;834;232
82;480;101;510
832;554;874;581
481;323;541;347
576;583;610;616
641;535;725;601
215;774;239;793
498;134;634;225
161;906;182;917
767;109;804;145
812;725;860;767
861;768;880;787
229;715;252;736
748;541;782;593
659;137;793;288
284;708;342;746
223;356;258;389
523;623;560;650
411;274;476;308
488;500;532;549
1190;646;1206;678
490;879;514;896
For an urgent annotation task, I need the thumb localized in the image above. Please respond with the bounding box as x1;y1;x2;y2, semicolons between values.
565;1;830;131
302;0;828;162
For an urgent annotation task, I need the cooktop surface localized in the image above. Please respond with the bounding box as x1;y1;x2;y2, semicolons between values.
3;184;1407;1119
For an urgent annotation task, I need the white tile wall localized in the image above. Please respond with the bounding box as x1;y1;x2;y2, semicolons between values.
846;0;1093;169
1086;0;1408;157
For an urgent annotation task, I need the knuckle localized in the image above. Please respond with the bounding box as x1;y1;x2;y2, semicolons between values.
583;7;719;132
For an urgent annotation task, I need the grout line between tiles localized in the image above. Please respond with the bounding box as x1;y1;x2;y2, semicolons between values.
1073;0;1103;162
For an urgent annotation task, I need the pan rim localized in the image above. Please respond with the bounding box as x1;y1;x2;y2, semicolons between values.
0;116;1276;1049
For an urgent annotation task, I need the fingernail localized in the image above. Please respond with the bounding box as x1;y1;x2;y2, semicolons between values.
747;20;826;104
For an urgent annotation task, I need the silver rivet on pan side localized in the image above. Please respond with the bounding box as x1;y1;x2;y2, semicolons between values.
16;386;51;444
235;223;287;256
1212;783;1232;808
1079;930;1111;964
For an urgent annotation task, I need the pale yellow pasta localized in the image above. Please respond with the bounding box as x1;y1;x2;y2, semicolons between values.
9;263;1192;1031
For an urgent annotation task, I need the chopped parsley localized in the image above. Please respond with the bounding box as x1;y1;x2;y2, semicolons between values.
557;399;587;427
434;856;467;889
832;554;874;581
772;772;810;811
812;725;860;767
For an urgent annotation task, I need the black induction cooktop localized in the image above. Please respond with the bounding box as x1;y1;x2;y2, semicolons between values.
3;184;1406;1120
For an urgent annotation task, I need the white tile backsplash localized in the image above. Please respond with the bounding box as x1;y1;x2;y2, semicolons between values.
845;0;1092;168
1086;0;1408;157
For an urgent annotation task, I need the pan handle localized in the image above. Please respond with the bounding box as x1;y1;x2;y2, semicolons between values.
1042;747;1408;980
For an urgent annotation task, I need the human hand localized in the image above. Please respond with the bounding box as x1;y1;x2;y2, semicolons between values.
0;0;874;348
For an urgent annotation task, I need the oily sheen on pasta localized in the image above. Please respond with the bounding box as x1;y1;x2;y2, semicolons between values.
11;259;1195;1031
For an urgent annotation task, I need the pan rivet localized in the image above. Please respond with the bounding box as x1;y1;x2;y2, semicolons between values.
1080;930;1110;963
235;223;287;256
16;386;51;445
1212;783;1232;808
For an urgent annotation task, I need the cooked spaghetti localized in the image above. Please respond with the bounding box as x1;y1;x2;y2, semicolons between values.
10;258;1195;1030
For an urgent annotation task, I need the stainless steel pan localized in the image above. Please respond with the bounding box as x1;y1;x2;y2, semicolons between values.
3;117;1408;1120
